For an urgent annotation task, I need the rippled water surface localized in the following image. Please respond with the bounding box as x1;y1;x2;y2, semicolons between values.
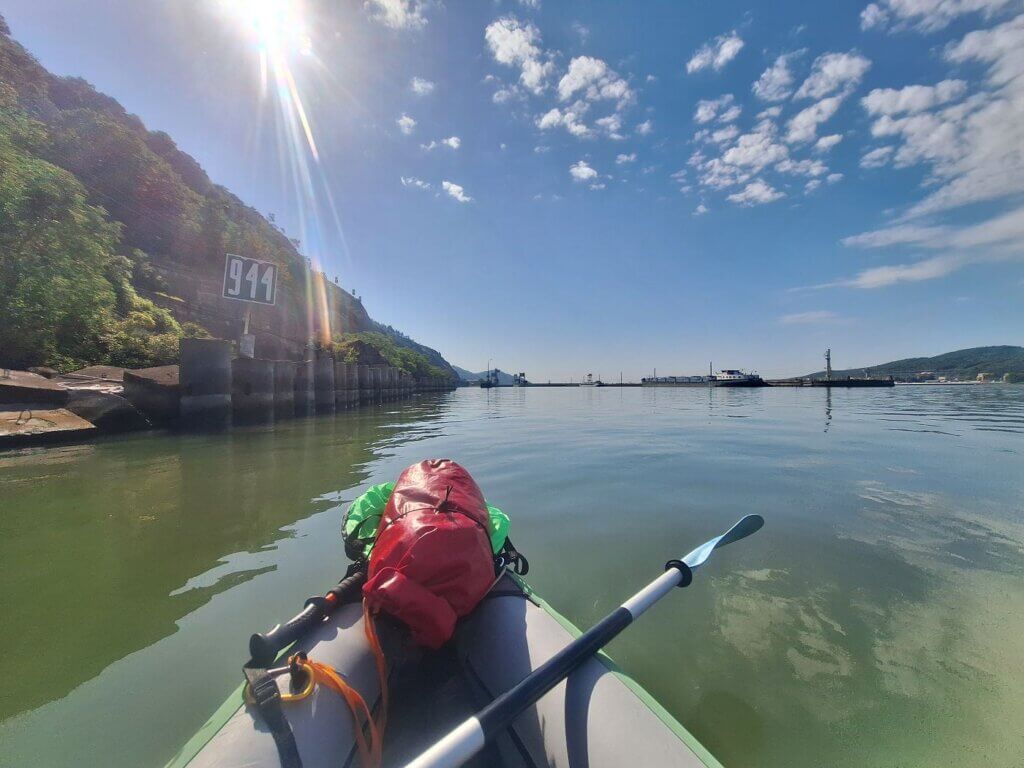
1;385;1023;767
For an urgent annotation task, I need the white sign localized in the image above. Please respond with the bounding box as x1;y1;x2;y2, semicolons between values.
222;253;278;305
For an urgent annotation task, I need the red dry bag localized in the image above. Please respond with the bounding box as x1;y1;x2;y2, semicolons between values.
362;459;495;649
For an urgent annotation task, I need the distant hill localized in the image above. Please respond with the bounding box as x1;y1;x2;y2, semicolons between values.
452;366;516;385
0;16;456;378
805;346;1024;381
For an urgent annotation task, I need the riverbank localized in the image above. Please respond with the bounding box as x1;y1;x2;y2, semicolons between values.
1;339;456;450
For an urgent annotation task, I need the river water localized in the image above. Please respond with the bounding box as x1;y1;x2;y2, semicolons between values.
1;385;1022;768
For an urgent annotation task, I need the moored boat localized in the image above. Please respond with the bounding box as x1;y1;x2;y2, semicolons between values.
710;369;765;387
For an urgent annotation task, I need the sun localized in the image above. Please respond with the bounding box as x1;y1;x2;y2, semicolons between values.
218;0;312;56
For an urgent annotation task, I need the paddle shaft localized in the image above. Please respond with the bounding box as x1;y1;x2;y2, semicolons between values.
405;565;688;768
404;513;764;768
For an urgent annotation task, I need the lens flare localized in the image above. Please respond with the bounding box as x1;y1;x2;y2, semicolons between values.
215;0;350;346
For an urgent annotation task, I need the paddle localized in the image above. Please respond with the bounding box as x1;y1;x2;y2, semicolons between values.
248;565;367;667
404;514;765;768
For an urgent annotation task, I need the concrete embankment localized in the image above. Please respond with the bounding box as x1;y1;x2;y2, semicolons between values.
0;337;457;449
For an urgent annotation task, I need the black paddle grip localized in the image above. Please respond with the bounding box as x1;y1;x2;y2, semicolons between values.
248;569;366;667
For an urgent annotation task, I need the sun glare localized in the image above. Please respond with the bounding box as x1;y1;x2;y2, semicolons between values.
214;0;349;345
219;0;311;55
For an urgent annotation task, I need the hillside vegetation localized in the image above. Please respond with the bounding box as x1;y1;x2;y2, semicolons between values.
806;346;1024;381
0;16;455;377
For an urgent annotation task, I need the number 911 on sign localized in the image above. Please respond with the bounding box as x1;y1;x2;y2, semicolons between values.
222;253;278;305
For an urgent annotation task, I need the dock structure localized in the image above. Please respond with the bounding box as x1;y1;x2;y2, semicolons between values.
314;355;336;414
294;360;315;416
807;349;894;387
272;361;297;420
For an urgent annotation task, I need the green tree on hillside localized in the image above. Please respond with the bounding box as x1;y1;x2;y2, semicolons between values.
0;84;118;369
0;84;206;371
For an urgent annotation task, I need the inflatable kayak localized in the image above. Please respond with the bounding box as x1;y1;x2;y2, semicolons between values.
166;571;722;768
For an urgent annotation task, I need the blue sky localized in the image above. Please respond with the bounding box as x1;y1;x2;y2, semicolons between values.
5;0;1023;378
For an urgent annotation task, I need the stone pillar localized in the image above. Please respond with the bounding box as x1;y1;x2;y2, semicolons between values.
179;338;232;427
273;361;296;420
372;365;387;402
387;367;398;400
232;357;275;422
314;355;335;414
358;364;372;404
294;360;315;417
334;361;349;410
344;364;359;407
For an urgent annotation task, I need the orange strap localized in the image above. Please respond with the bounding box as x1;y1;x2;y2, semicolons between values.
363;601;389;739
282;600;390;768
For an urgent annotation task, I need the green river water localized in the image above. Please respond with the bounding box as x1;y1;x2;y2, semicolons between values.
1;385;1023;767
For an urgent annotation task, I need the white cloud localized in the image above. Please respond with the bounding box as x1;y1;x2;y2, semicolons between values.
518;0;541;7
569;160;598;182
492;86;521;104
536;104;591;137
786;96;844;143
589;182;607;190
723;122;790;170
870;109;966;168
485;16;554;95
805;179;822;193
442;180;472;203
422;136;461;150
845;207;1024;251
687;32;745;74
860;145;895;168
795;52;871;99
692;117;789;192
860;3;889;30
711;125;740;144
728;179;785;205
558;56;633;106
718;104;743;123
758;105;783;119
400;176;430;189
694;94;736;124
861;0;1014;33
365;0;427;30
616;152;637;164
694;203;709;215
410;76;435;95
752;51;803;101
826;192;1024;289
827;172;844;184
862;80;967;115
596;114;625;139
884;15;1024;215
779;310;841;324
832;254;971;288
396;113;417;134
842;223;950;247
777;157;829;176
636;119;653;135
572;21;590;43
816;134;844;152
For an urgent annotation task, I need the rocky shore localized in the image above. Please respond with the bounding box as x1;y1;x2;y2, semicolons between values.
0;340;456;450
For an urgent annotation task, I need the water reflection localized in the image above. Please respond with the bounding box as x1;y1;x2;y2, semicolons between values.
0;398;452;721
1;385;1022;768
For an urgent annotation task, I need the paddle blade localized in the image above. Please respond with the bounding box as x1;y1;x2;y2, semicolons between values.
682;514;764;571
